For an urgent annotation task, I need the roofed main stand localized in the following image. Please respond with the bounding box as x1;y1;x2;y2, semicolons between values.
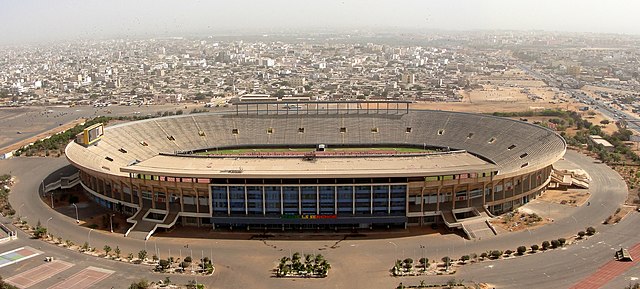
232;100;412;116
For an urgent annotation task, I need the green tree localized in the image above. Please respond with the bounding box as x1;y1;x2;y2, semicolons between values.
419;257;429;270
103;245;111;256
138;250;147;261
442;256;451;271
33;226;47;239
403;258;414;270
114;246;121;258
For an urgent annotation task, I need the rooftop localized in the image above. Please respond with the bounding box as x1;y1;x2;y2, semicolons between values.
120;151;496;179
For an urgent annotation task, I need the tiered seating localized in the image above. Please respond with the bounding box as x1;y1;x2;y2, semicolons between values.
73;110;566;177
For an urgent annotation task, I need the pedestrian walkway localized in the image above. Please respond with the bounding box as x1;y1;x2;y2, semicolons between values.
569;242;640;289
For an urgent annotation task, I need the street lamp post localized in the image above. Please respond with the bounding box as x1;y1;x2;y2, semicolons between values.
87;228;94;249
389;241;398;261
46;217;53;238
72;203;79;223
18;203;24;219
109;214;115;233
50;192;54;209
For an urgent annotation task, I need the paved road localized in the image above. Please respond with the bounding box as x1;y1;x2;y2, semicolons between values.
0;150;636;288
0;215;198;288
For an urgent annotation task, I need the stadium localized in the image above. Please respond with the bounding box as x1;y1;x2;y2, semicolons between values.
64;102;566;239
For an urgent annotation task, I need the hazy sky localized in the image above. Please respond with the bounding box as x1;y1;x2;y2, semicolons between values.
1;0;639;44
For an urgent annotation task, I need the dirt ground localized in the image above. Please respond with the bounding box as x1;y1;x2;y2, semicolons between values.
537;189;591;207
603;206;635;224
413;69;577;114
581;111;619;135
490;211;550;232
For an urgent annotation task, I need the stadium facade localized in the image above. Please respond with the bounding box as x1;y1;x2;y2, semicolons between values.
65;105;566;236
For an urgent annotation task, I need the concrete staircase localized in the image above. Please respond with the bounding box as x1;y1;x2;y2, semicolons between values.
441;209;497;239
125;204;182;240
463;219;497;239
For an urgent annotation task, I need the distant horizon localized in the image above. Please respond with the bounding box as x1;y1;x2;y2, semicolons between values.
2;0;640;45
2;27;639;47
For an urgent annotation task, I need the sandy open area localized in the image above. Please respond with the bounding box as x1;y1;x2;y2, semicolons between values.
538;189;591;207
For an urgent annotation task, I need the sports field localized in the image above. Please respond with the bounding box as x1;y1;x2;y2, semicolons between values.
196;147;433;155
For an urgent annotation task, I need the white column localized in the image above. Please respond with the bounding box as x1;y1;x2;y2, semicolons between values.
262;186;266;216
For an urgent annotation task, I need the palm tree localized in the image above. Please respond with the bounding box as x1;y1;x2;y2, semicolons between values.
304;254;314;274
314;254;324;264
292;252;301;263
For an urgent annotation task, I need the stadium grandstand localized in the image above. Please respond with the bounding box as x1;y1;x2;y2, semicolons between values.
65;101;566;240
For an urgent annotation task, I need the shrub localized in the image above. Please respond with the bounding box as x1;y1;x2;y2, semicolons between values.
531;244;539;252
128;279;150;289
479;252;488;260
490;250;502;259
542;241;550;250
504;250;513;256
460;255;470;263
558;238;566;246
157;259;170;271
586;226;596;235
578;231;586;238
551;240;560;249
517;246;527;255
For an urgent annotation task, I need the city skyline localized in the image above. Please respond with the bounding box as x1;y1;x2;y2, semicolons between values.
1;0;640;44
